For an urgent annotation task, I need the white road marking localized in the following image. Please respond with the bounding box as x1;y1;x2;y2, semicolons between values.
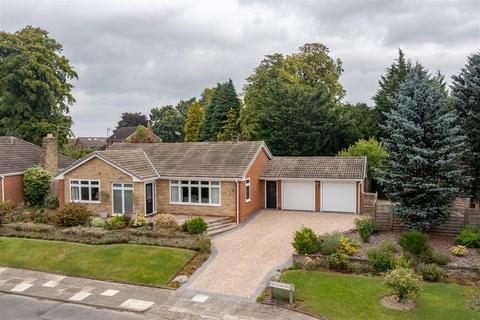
100;289;119;296
42;275;65;288
69;291;92;301
120;299;154;311
0;267;7;275
191;294;209;303
11;282;33;292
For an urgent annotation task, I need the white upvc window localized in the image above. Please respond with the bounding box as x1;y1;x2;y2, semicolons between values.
170;180;220;206
245;178;251;202
70;179;100;203
112;183;134;215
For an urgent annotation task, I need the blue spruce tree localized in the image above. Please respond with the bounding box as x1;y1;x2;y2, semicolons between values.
378;64;465;230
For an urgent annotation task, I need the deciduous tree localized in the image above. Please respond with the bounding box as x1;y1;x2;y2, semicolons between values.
116;112;148;129
150;106;183;142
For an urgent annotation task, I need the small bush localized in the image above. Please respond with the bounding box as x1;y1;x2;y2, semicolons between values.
319;232;342;255
32;211;49;224
346;261;365;274
367;243;395;274
417;263;446;282
455;227;480;248
154;214;178;230
23;167;52;206
89;217;106;228
337;235;361;255
43;195;59;209
355;217;379;242
451;245;467;257
383;267;422;302
3;203;30;223
0;200;12;224
380;240;398;253
122;213;132;226
105;216;126;230
292;227;321;254
429;251;450;266
326;252;348;271
393;254;414;269
132;212;147;227
399;230;430;255
196;235;211;253
61;226;107;238
9;222;55;233
181;217;208;235
51;203;91;227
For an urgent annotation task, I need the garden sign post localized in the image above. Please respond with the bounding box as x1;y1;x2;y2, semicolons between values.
269;281;295;304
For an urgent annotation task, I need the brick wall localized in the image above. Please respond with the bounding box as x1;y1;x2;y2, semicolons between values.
62;157;144;216
156;179;236;218
1;175;25;206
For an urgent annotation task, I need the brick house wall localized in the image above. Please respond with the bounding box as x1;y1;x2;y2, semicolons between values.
155;179;236;218
61;157;144;216
1;175;25;206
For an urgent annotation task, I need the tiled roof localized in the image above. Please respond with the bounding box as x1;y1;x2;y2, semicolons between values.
99;149;158;179
106;127;136;143
260;156;367;180
73;137;106;149
107;141;268;179
0;136;74;175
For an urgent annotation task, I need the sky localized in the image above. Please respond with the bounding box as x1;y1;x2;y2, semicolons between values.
1;0;479;137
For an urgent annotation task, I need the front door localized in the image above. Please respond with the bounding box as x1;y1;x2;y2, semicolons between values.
145;182;155;215
266;181;277;209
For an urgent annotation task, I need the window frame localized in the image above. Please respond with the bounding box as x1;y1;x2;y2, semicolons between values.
111;182;135;216
69;179;101;204
245;178;251;203
169;180;221;206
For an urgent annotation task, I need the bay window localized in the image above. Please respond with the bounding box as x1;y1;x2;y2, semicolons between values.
70;180;100;203
170;180;220;205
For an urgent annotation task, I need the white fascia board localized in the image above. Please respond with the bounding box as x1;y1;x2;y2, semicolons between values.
160;176;239;181
1;171;25;177
241;143;273;180
260;177;363;182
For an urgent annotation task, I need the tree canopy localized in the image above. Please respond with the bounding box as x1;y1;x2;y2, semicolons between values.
377;64;465;230
0;26;77;146
116;112;148;129
338;138;387;178
150;105;184;142
184;101;204;142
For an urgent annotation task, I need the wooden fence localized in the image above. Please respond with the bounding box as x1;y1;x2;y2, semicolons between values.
371;201;480;237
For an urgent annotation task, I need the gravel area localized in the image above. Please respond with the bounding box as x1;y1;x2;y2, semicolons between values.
187;210;356;299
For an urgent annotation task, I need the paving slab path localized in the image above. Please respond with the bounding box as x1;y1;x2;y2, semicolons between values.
186;210;356;300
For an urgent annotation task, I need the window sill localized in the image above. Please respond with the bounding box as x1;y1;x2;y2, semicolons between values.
169;202;221;207
70;200;101;204
246;199;251;203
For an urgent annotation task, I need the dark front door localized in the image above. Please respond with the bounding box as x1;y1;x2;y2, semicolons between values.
145;183;154;215
266;181;277;209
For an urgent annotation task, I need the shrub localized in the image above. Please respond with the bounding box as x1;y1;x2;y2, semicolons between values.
23;167;52;206
346;261;365;274
367;244;395;274
132;213;147;228
0;200;12;224
326;252;348;271
451;245;467;257
393;254;414;269
196;235;211;253
319;232;342;255
380;240;398;253
292;227;321;254
154;214;178;230
89;217;106;228
383;267;422;302
355;217;379;242
122;213;132;226
43;195;59;209
337;235;361;255
455;227;480;248
417;263;446;282
32;211;49;224
51;203;91;227
429;252;450;266
181;217;208;235
399;230;430;255
105;216;126;230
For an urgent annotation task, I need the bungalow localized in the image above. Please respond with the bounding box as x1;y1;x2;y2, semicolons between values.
54;141;367;223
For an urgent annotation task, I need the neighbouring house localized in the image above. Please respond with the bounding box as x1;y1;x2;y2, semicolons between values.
69;137;107;151
0;135;74;206
106;123;159;147
54;141;367;223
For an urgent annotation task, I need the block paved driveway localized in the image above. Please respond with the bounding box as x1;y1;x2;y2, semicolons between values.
187;210;356;300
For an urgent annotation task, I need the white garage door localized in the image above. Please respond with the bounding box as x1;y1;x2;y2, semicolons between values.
283;181;315;211
321;181;357;213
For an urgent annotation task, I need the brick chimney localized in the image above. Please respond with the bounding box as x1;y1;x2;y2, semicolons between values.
40;133;58;175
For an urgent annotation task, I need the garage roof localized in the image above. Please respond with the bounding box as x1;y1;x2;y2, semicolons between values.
260;156;367;180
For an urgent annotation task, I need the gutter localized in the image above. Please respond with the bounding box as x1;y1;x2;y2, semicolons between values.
236;179;240;225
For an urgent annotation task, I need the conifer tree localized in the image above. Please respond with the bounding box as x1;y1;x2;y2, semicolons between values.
217;108;239;141
378;64;465;230
451;52;480;204
184;101;204;142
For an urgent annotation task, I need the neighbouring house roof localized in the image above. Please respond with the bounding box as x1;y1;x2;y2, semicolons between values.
259;156;367;180
56;141;272;180
0;136;74;175
106;127;137;143
71;137;106;149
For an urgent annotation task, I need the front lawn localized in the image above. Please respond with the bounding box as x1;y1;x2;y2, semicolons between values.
0;237;195;286
282;270;478;320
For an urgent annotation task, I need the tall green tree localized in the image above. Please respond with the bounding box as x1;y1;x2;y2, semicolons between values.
184;101;204;142
340;103;377;140
0;26;77;146
200;80;240;141
175;97;196;118
116;112;148;129
217;108;239;141
373;49;412;139
451;51;480;204
150;105;184;142
378;64;465;230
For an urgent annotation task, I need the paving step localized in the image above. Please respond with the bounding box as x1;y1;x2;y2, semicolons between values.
207;217;232;227
207;223;238;237
207;221;235;232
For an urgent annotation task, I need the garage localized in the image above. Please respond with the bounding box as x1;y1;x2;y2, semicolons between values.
282;180;315;211
321;181;356;213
